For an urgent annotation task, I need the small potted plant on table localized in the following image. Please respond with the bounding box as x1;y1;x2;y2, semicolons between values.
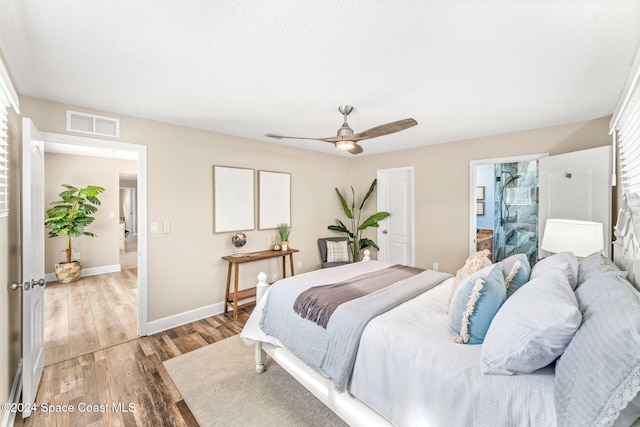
45;184;105;283
277;223;291;251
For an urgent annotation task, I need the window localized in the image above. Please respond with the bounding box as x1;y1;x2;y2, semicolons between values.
614;81;640;193
0;96;8;216
0;60;20;218
611;47;640;193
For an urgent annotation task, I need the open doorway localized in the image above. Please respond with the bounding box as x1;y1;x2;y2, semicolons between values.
470;154;547;266
40;132;147;366
119;176;138;271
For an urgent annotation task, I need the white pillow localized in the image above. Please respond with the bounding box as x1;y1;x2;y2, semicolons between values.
326;240;349;263
530;251;579;289
448;249;492;310
481;270;581;375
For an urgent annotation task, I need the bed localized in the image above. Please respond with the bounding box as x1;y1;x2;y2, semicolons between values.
240;206;640;426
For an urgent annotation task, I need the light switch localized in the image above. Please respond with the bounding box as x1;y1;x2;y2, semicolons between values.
150;222;158;234
163;222;171;234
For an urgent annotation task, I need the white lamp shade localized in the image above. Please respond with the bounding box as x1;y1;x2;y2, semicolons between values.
541;219;604;257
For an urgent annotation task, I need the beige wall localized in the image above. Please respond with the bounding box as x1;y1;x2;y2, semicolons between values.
20;96;354;322
352;116;613;273
44;154;137;272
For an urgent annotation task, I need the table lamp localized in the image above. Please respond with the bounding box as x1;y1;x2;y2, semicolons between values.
540;219;604;258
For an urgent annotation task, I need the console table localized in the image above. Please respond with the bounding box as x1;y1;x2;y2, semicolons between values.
222;248;299;319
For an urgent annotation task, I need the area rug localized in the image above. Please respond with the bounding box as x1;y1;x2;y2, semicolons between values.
163;335;348;427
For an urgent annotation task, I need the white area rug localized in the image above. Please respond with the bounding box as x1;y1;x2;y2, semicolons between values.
163;335;348;427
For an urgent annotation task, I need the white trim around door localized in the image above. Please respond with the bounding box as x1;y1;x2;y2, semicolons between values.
41;132;149;336
468;153;548;257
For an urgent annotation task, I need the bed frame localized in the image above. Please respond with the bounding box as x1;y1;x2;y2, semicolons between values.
252;250;391;427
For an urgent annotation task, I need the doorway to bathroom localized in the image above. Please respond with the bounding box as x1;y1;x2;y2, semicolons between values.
470;154;546;266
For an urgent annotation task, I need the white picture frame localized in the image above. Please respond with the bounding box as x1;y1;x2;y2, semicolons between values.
258;170;291;229
213;166;255;233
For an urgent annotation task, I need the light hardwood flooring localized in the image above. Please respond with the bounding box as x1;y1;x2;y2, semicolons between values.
120;234;137;271
16;305;252;426
44;269;139;366
18;235;253;426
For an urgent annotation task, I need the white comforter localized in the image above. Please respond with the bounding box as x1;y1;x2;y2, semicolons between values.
241;262;557;427
350;279;556;427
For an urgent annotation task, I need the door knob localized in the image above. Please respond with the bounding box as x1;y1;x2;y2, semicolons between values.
382;230;388;234
10;279;45;291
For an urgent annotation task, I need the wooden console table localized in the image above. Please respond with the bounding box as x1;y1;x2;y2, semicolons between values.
222;248;299;319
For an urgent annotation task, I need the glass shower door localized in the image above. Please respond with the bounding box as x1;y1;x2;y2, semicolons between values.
493;160;539;265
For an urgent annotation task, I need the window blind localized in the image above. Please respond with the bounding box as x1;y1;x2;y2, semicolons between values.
617;83;640;193
0;59;19;218
612;45;640;194
0;90;9;217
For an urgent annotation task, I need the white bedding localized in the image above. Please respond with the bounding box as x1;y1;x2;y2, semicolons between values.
350;278;556;427
241;263;557;426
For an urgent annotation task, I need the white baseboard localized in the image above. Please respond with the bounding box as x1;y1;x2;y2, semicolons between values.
45;264;121;283
1;359;22;427
146;302;226;335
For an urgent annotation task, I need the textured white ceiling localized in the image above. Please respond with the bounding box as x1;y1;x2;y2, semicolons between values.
1;1;639;156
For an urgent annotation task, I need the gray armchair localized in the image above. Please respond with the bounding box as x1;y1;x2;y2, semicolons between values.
318;237;352;268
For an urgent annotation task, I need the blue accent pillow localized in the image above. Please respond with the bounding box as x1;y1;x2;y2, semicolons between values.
500;253;531;298
449;263;506;344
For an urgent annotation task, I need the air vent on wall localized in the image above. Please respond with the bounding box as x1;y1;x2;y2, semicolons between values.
66;110;120;137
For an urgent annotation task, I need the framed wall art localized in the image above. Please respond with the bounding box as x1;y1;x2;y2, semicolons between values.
258;170;291;229
213;166;255;233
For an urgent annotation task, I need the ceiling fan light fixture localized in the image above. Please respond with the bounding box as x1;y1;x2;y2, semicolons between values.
335;140;356;150
264;105;417;156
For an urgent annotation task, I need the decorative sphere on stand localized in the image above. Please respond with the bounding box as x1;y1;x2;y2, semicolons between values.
231;232;247;256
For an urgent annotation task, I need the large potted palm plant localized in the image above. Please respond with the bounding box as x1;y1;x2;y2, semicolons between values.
45;184;105;283
328;179;390;262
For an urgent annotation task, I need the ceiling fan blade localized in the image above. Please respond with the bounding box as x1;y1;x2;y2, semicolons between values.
348;144;364;155
264;133;340;143
351;118;418;141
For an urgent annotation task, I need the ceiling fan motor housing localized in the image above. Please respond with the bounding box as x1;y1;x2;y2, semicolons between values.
337;123;354;138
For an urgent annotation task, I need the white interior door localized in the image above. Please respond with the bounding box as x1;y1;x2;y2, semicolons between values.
539;145;612;257
21;117;46;418
377;167;414;265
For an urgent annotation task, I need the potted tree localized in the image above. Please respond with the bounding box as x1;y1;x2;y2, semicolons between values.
277;223;291;251
45;184;105;283
328;179;390;262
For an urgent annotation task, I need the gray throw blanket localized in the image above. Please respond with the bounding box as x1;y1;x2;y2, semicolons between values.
293;264;425;328
261;265;452;391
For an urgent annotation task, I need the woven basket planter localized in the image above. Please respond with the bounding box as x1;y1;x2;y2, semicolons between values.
54;261;82;284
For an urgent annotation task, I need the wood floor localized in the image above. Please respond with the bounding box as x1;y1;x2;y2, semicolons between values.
16;304;252;426
44;269;138;366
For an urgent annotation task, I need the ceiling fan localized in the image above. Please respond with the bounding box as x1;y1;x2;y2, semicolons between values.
265;105;417;155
